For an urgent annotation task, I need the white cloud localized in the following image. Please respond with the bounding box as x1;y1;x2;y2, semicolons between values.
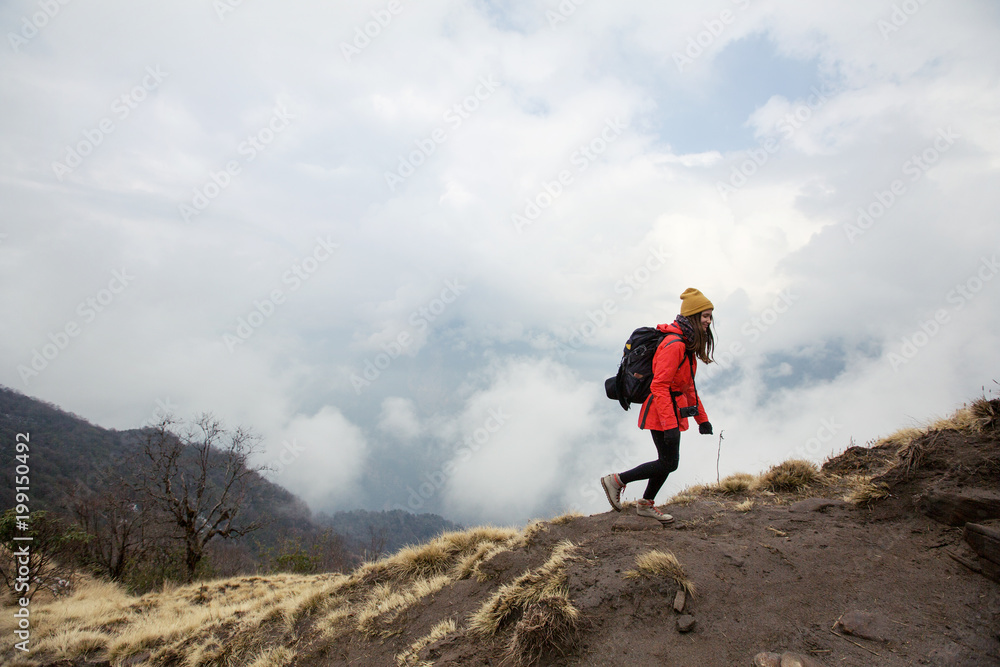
2;0;998;524
378;396;422;439
267;406;368;509
441;357;602;525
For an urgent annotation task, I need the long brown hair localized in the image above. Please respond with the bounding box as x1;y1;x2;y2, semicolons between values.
687;313;715;364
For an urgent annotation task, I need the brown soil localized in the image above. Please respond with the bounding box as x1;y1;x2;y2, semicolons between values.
284;430;1000;666
28;428;1000;667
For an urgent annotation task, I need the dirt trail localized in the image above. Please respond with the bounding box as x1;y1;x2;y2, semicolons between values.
14;418;1000;667
293;428;1000;666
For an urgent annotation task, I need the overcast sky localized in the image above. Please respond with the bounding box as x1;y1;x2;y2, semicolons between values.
3;0;999;527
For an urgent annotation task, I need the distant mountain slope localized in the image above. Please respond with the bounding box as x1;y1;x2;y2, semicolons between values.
317;508;463;557
0;386;315;540
0;386;463;575
0;386;133;510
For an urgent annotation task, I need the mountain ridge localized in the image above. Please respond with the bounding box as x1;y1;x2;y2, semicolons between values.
2;395;998;666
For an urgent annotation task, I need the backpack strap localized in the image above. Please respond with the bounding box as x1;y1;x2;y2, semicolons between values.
639;333;689;429
662;334;701;424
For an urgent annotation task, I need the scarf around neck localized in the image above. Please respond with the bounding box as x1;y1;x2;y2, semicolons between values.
675;314;695;343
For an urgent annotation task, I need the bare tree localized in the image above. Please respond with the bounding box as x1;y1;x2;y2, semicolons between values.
69;481;150;582
365;523;388;561
136;415;265;582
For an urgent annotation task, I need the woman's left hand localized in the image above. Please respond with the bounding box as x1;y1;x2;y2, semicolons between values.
699;421;713;435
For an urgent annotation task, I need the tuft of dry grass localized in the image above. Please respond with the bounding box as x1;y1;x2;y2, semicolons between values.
396;618;456;666
624;549;694;596
549;511;583;525
970;396;1000;433
846;479;891;506
384;542;454;579
759;459;821;492
734;498;755;512
506;595;580;667
468;540;577;637
357;575;452;637
667;474;760;502
897;433;934;477
717;472;759;495
518;520;549;545
666;491;701;506
247;646;296;667
439;526;520;553
875;426;924;451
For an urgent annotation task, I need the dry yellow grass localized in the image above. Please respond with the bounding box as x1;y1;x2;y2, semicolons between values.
468;540;577;637
384;541;454;579
875;426;924;450
247;646;296;667
506;594;580;666
970;396;1000;432
666;491;701;505
734;498;755;512
356;574;452;637
0;523;534;667
759;459;822;492
518;519;549;545
717;472;759;495
872;396;997;456
0;572;350;667
549;511;583;525
396;618;457;666
624;549;695;596
845;479;891;505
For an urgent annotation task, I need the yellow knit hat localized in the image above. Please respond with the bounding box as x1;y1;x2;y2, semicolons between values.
679;288;714;316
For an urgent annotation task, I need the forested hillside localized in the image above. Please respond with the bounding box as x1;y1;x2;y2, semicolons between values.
0;386;462;593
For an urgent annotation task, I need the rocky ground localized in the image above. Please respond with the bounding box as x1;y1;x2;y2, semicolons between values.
293;423;1000;666
9;402;1000;667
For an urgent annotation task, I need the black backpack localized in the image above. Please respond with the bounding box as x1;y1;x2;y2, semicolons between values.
605;327;685;410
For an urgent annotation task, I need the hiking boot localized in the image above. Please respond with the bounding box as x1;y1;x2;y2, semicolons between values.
601;473;625;511
636;498;674;524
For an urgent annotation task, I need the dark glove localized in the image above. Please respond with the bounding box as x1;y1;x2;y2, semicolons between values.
699;421;713;435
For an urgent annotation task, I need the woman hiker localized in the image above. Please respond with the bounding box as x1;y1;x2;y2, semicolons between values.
601;288;715;524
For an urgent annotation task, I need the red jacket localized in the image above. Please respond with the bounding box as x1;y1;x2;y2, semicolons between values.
637;322;708;432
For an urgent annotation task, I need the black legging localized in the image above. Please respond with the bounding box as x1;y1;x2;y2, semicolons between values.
619;428;680;500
